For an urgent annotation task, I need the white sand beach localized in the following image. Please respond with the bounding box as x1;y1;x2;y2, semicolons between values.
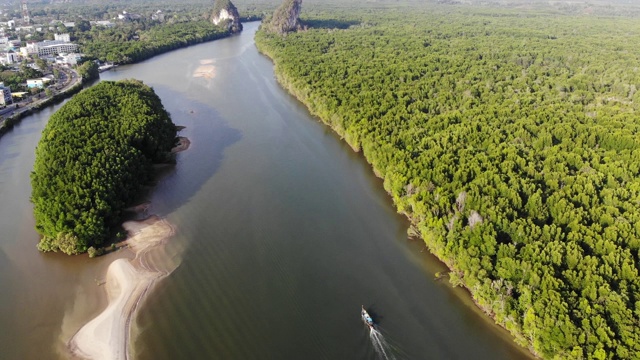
68;217;174;360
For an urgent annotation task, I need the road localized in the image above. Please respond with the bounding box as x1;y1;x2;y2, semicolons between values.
0;65;81;125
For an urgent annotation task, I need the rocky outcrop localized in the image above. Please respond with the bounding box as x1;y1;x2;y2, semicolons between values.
211;0;242;33
266;0;302;34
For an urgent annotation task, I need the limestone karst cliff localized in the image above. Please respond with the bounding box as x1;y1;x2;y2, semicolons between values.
266;0;302;34
211;0;242;33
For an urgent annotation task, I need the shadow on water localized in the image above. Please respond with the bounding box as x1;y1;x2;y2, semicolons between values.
301;19;361;29
139;83;242;216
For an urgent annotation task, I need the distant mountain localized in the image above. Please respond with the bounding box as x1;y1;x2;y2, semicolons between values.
211;0;242;33
265;0;302;34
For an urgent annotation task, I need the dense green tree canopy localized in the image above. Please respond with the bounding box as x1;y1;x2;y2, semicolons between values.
31;80;176;255
77;21;230;64
0;65;43;92
256;6;640;359
76;60;99;82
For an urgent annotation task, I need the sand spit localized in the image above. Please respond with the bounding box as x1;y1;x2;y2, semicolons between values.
171;137;191;153
68;217;174;360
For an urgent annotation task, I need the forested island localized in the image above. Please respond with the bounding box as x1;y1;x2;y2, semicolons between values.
31;80;177;255
256;4;640;359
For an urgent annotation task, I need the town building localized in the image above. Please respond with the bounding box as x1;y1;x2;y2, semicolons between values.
118;11;141;21
16;25;34;33
27;79;44;88
54;33;70;42
94;20;115;28
38;42;78;56
22;40;78;57
27;77;53;89
55;53;83;66
6;50;18;64
8;39;21;49
19;44;36;57
0;82;13;105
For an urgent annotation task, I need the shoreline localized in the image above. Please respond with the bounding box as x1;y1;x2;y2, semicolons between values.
0;23;238;143
68;134;188;360
171;136;191;153
0;75;84;140
255;41;537;358
68;216;174;360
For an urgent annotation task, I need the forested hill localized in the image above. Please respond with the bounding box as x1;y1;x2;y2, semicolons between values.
256;7;640;359
211;0;243;33
263;0;302;34
31;80;177;255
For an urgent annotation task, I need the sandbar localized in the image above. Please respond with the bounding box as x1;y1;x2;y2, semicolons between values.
193;65;216;79
68;216;174;360
171;137;191;153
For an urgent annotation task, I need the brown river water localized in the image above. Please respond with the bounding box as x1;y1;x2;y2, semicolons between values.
0;22;532;360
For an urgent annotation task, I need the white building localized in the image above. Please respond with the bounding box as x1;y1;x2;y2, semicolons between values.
27;79;43;88
0;82;13;105
54;33;70;42
27;77;52;89
22;40;78;57
118;11;141;21
56;53;83;66
16;25;34;33
20;45;35;57
38;42;78;56
94;20;115;28
6;50;18;64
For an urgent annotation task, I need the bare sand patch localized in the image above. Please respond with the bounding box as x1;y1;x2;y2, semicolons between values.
193;65;216;79
193;59;216;79
171;137;191;153
68;217;174;360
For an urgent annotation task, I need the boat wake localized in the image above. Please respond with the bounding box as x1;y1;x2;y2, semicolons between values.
369;327;395;360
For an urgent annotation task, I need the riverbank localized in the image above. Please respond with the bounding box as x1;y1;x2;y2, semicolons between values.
255;36;536;358
67;128;189;359
80;21;232;66
0;22;242;142
0;71;83;139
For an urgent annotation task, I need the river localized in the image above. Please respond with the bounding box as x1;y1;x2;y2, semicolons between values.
0;22;531;359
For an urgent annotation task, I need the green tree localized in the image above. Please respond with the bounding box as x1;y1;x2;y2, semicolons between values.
255;7;640;358
31;80;177;254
